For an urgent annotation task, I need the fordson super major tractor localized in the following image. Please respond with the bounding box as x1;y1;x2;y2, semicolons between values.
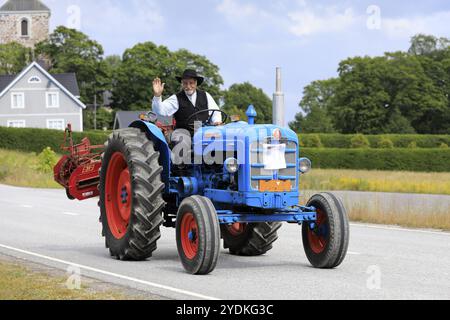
54;106;349;275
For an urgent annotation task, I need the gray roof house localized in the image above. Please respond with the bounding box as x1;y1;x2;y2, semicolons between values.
0;61;86;131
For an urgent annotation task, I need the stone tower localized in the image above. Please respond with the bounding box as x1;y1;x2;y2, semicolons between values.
0;0;50;48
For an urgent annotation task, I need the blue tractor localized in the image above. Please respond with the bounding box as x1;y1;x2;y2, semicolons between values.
98;106;349;275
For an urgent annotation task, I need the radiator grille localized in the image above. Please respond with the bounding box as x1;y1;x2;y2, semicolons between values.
249;140;297;190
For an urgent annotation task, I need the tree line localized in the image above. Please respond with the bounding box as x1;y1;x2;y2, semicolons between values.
0;26;272;130
1;28;448;134
289;35;450;134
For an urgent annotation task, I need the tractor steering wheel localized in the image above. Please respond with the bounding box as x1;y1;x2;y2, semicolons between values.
186;109;229;131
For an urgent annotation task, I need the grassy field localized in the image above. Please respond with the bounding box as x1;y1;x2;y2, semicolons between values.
0;149;60;189
302;169;450;196
301;191;450;231
0;259;129;300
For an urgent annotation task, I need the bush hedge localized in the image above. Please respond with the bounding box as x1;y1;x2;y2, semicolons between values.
0;127;109;153
301;148;450;172
1;128;449;172
299;134;450;149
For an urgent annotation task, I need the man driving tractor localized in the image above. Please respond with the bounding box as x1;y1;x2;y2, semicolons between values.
152;69;222;132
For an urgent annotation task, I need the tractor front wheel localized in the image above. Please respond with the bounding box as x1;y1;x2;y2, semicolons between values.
302;192;349;269
176;196;220;275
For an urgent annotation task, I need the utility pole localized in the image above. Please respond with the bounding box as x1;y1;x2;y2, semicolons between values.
94;92;97;131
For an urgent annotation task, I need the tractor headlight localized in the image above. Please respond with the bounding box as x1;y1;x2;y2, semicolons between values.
224;158;239;174
299;158;312;174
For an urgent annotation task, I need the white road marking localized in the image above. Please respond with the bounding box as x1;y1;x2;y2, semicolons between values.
350;223;450;236
20;205;33;208
62;212;80;216
0;243;221;301
347;251;361;255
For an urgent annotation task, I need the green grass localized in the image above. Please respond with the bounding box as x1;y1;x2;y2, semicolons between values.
0;148;61;189
301;191;450;231
0;260;129;300
301;169;450;195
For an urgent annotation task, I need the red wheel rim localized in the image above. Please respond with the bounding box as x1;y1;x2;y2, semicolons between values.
180;212;198;260
227;223;246;236
105;152;132;240
307;208;329;254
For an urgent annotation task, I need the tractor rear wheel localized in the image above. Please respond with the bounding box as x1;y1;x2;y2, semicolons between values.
99;128;165;260
221;222;282;256
302;192;349;269
176;196;220;275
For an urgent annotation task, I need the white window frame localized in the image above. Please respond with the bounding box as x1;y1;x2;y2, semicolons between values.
46;92;60;109
46;119;65;131
7;120;26;128
11;92;25;109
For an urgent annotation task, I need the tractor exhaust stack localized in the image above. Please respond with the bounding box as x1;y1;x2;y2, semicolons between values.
273;67;285;127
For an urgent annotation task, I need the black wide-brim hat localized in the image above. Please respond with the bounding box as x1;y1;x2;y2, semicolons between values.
176;69;204;86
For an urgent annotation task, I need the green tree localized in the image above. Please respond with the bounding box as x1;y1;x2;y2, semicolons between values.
173;49;223;100
104;55;122;71
408;34;450;57
296;34;450;134
222;82;272;124
330;52;447;134
112;42;223;111
84;107;114;131
385;51;447;134
103;54;122;98
330;56;392;134
0;42;32;74
290;79;338;133
35;26;109;104
224;105;247;121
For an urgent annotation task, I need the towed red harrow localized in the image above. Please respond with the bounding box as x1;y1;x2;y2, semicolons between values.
53;124;104;201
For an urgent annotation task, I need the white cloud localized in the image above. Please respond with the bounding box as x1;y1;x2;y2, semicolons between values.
82;0;164;35
46;0;164;38
216;1;359;37
288;6;359;37
216;0;284;32
217;0;264;21
287;4;450;39
382;11;450;38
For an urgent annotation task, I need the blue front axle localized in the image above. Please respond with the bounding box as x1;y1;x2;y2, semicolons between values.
216;206;316;225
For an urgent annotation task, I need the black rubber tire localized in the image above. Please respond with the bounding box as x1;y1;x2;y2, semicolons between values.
221;222;282;256
65;188;75;200
302;192;350;269
99;128;165;261
176;196;220;275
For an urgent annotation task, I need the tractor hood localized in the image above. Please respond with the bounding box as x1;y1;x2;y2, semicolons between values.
193;121;299;150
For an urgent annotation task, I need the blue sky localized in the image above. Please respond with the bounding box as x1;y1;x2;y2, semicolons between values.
43;0;450;123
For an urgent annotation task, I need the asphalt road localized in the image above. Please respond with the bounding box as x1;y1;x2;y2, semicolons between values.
0;184;449;300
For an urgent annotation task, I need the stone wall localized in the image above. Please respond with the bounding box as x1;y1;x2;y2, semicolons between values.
0;12;50;47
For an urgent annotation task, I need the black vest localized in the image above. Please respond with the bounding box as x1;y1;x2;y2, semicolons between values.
175;90;209;131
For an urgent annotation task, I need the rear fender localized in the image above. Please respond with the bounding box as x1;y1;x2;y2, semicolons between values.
129;120;171;193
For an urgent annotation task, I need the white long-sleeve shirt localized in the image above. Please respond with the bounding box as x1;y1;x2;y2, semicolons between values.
152;91;222;124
